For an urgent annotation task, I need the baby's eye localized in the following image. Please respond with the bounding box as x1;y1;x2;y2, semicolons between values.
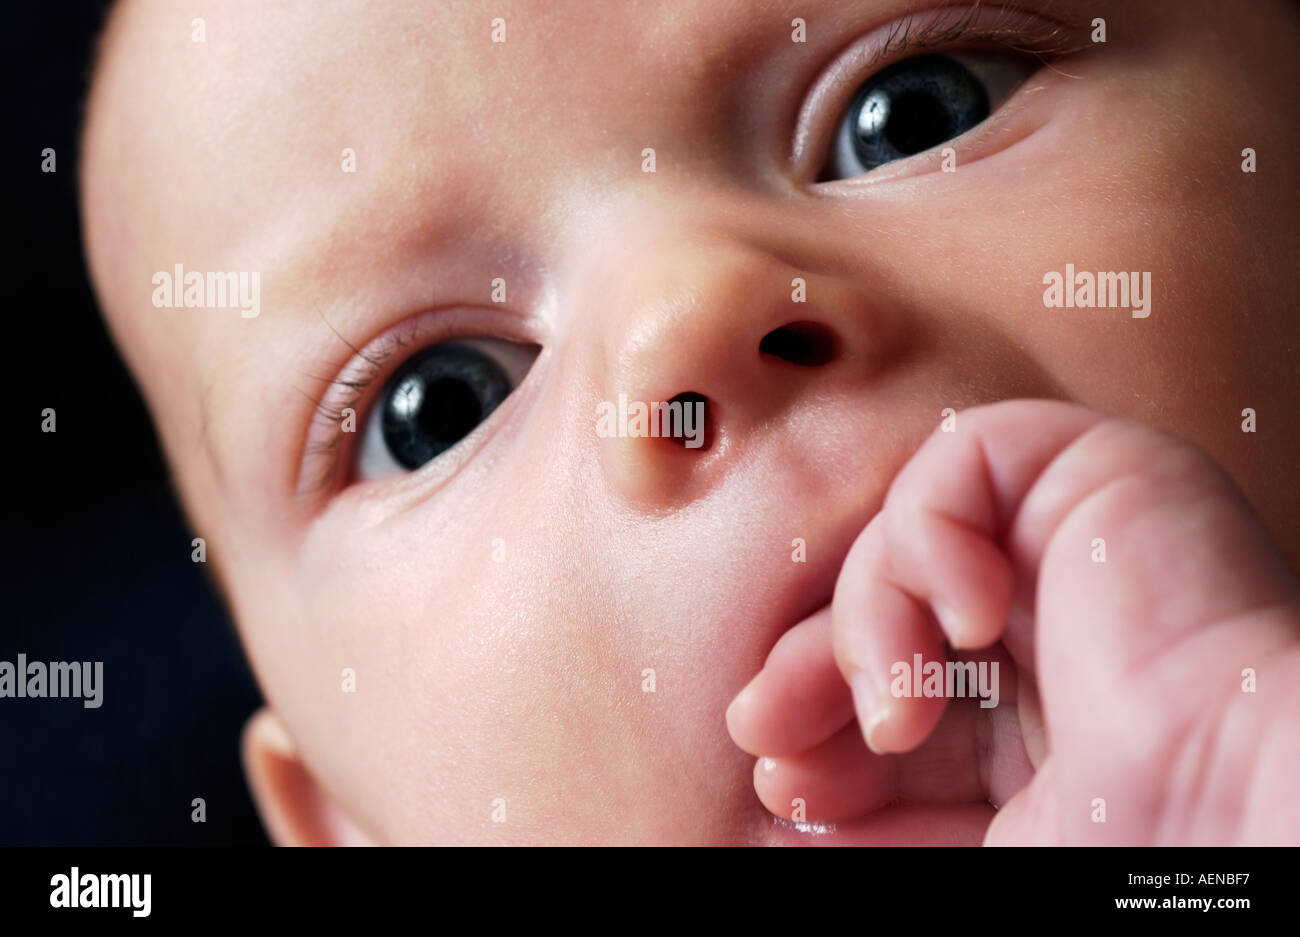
822;52;1036;180
357;337;539;479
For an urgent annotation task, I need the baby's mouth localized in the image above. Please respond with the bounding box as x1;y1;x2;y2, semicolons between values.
760;805;992;846
770;815;838;838
733;511;1003;847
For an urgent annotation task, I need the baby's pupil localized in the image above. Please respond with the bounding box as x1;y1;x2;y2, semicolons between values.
881;90;951;155
851;54;989;170
380;343;513;469
420;378;483;444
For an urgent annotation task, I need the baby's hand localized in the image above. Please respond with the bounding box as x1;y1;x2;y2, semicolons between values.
727;400;1300;844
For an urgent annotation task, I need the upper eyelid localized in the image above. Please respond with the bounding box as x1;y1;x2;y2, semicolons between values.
789;3;1091;176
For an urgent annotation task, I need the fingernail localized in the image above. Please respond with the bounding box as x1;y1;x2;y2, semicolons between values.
932;601;969;646
849;670;893;754
727;678;757;719
726;679;763;736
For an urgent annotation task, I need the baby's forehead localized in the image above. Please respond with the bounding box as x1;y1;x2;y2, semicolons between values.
83;0;829;341
96;0;773;127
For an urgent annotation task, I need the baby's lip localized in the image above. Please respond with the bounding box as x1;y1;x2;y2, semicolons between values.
758;804;991;847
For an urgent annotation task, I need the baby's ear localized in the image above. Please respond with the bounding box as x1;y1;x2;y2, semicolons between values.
241;708;375;846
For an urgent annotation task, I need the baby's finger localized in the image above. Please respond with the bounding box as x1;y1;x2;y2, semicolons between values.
827;804;995;846
752;723;895;821
726;607;855;757
754;696;1033;822
832;521;957;753
833;401;1100;753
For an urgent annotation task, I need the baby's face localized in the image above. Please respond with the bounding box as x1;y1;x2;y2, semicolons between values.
83;0;1299;843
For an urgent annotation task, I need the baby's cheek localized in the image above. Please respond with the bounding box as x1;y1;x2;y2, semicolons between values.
1002;46;1300;554
272;488;752;844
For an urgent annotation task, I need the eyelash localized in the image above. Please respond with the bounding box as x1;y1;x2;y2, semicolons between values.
796;4;1093;176
870;6;1088;66
297;320;411;495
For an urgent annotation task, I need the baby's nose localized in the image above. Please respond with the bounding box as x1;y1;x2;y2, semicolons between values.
583;228;905;508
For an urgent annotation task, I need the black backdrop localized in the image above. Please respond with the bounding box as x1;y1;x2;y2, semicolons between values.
3;1;269;846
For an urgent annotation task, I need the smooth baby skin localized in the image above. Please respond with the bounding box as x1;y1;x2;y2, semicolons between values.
81;0;1300;843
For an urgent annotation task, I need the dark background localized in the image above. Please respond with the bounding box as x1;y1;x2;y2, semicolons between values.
3;1;269;845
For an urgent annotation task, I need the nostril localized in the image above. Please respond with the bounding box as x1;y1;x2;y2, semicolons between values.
759;321;838;367
663;391;711;451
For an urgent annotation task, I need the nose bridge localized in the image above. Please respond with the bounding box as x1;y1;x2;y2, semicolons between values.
569;208;904;509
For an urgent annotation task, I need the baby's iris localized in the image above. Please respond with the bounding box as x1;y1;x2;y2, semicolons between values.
822;50;1037;180
380;342;515;469
849;55;989;171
